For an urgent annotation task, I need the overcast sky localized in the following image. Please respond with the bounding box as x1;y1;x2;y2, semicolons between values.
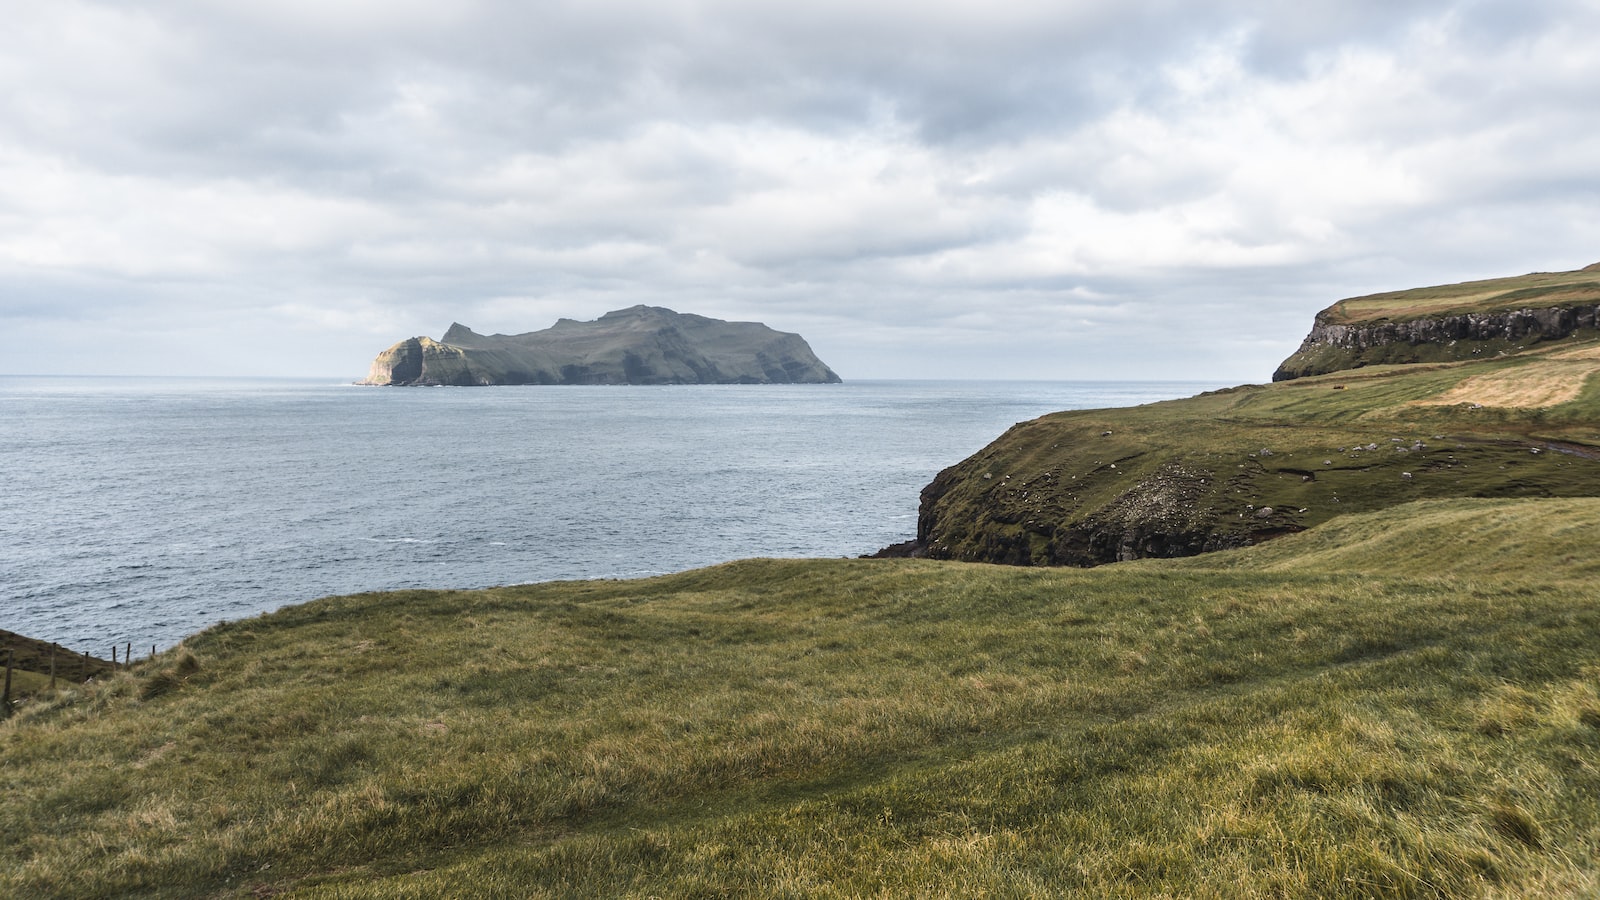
3;0;1598;382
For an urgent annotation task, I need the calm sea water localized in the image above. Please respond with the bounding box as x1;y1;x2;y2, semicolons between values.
2;377;1220;653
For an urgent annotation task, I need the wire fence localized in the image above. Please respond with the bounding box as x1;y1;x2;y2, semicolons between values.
2;629;152;717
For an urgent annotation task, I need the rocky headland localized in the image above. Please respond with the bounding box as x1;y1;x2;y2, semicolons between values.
362;306;841;386
893;262;1600;567
1273;263;1600;380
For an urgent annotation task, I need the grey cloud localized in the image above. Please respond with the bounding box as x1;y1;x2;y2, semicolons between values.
4;1;1600;382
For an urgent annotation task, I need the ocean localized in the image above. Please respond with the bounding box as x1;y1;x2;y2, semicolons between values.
2;377;1222;654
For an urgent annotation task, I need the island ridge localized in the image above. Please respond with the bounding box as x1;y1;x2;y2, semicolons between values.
361;305;841;386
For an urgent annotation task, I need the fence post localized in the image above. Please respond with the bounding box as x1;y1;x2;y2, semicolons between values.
112;645;118;668
3;648;13;717
125;643;132;669
82;649;90;682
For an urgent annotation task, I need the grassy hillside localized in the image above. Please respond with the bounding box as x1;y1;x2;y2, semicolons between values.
4;497;1599;898
915;334;1600;566
1320;264;1600;325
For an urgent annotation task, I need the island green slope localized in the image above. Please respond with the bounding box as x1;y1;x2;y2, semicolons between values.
4;498;1599;897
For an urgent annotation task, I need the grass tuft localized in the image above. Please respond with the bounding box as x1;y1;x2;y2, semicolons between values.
1489;802;1542;848
136;649;204;702
138;671;181;702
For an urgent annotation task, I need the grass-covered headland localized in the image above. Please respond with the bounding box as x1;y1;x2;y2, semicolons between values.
4;498;1599;897
914;271;1600;567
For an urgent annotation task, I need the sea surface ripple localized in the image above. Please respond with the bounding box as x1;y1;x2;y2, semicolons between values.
2;377;1220;653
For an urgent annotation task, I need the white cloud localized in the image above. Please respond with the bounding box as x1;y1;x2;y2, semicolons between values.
2;0;1599;380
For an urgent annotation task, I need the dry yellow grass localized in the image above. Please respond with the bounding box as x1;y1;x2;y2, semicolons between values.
1325;267;1600;324
1547;343;1600;361
1413;355;1600;409
1330;288;1511;321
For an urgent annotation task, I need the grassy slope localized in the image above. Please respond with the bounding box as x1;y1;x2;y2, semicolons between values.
1320;264;1600;325
917;336;1600;565
1;630;117;687
4;498;1599;898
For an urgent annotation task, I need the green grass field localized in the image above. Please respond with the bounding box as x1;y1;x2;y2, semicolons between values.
4;497;1598;898
1320;264;1600;325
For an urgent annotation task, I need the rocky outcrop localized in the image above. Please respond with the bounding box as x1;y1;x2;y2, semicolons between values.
912;454;1260;567
900;414;1288;568
1273;304;1600;381
363;337;476;386
361;306;842;386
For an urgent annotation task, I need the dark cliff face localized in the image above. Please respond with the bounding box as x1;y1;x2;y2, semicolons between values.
362;306;841;386
1274;305;1600;381
911;448;1259;567
902;411;1288;568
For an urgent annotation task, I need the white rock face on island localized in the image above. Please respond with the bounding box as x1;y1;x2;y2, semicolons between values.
361;306;842;386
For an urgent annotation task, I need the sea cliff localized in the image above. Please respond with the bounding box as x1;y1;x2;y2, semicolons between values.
1273;263;1600;380
1272;303;1600;381
899;263;1600;567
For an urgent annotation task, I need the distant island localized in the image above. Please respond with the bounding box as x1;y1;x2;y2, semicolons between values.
361;305;842;385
